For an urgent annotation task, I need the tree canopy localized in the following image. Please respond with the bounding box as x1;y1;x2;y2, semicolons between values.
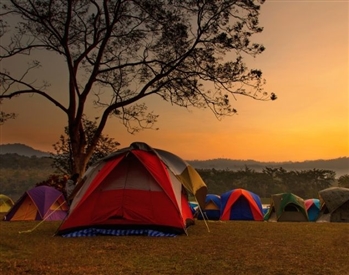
0;0;276;176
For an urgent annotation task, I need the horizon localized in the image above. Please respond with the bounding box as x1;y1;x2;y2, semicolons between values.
1;142;348;164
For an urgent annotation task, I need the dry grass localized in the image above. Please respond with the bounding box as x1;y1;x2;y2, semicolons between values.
0;216;348;275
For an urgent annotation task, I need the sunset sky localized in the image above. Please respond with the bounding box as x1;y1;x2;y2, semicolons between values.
0;1;348;162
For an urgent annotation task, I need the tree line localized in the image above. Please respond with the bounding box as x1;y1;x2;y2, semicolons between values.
197;167;349;200
1;154;348;201
0;154;55;200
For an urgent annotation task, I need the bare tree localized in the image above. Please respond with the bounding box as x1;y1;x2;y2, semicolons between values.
0;0;276;176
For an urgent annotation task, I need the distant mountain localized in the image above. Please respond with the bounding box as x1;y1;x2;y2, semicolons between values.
0;143;50;157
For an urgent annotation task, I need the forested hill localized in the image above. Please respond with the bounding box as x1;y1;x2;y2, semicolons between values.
1;143;348;176
0;143;50;157
188;157;349;177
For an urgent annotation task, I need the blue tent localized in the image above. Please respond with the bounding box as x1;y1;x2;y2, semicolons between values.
305;199;321;222
221;189;264;221
197;194;221;220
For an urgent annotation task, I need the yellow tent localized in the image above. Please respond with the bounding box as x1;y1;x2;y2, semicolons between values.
0;194;14;213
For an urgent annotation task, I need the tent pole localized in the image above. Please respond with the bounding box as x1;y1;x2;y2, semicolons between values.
18;200;68;234
195;199;210;233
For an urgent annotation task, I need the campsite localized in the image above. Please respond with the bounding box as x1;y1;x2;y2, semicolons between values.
1;143;349;274
0;1;348;273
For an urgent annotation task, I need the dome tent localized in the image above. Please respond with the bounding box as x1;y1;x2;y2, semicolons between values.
304;198;321;222
197;194;221;220
3;186;68;221
56;142;207;237
220;189;264;221
264;193;308;222
0;194;14;213
316;187;349;223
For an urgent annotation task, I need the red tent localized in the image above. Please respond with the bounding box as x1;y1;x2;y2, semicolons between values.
56;142;207;237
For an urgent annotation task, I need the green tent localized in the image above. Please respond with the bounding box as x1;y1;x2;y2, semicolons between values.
0;194;14;213
264;193;308;222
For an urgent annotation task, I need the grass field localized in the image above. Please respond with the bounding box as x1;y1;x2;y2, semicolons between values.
0;216;348;275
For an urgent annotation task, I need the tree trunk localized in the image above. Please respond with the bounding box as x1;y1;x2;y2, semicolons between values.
70;126;99;179
73;153;89;179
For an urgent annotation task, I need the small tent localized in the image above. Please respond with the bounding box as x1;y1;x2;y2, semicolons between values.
3;186;68;221
264;193;308;222
220;189;264;221
304;198;321;222
197;194;221;220
316;187;349;223
56;142;207;237
0;194;14;213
